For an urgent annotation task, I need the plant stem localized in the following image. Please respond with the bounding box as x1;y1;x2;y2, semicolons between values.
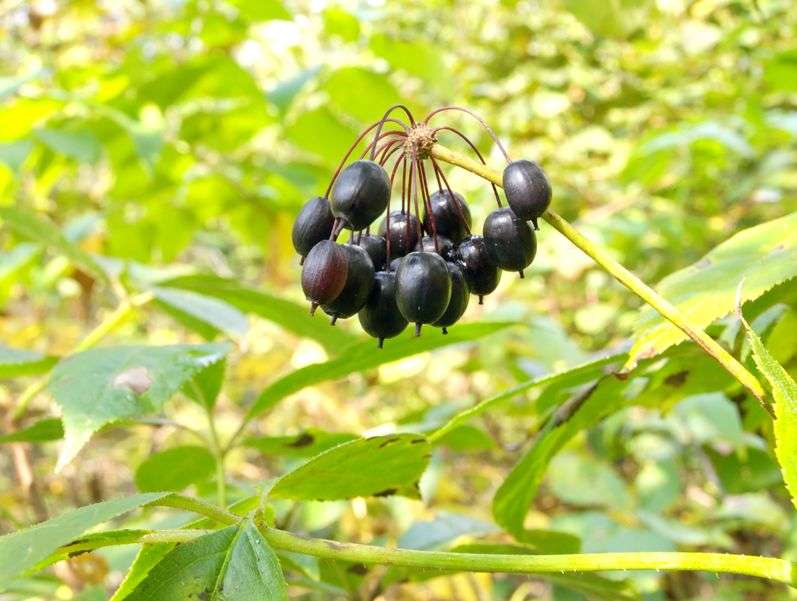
258;526;795;586
11;291;155;421
430;144;768;409
149;493;238;525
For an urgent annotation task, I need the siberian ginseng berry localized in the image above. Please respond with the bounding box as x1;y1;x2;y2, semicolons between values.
322;244;375;324
456;235;501;304
331;160;391;230
301;240;348;313
292;196;335;261
502;159;551;229
396;251;452;336
423;189;472;243
358;271;408;348
356;234;387;271
379;210;421;258
483;207;537;277
432;262;469;334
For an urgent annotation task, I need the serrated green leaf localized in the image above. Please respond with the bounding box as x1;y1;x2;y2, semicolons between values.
492;377;629;537
0;207;109;284
629;213;797;368
182;358;227;409
271;434;431;500
49;343;231;470
0;418;63;444
135;446;216;492
125;519;287;601
740;311;797;510
162;274;358;353
0;344;57;379
153;286;248;339
246;321;515;422
244;430;357;458
0;493;167;589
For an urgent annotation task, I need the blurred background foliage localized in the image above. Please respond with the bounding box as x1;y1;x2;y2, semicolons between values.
1;0;797;599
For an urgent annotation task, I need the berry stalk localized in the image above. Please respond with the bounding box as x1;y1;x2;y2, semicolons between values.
430;143;769;409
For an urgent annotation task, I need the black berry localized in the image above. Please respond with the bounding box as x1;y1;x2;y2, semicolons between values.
358;271;408;348
456;235;501;304
483;207;537;277
502;159;551;229
423;189;472;243
331;160;391;230
292;196;335;260
418;235;455;261
433;262;469;334
379;210;421;258
301;240;348;312
356;234;387;271
322;244;375;323
396;251;452;336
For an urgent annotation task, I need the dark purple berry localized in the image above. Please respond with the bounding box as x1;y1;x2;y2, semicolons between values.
396;251;452;336
502;159;551;229
388;257;403;272
301;240;348;313
292;196;335;260
379;211;421;258
331;160;391;230
456;235;501;304
358;271;408;348
433;262;469;334
418;235;455;261
356;234;387;271
322;244;375;323
423;189;472;243
483;207;537;277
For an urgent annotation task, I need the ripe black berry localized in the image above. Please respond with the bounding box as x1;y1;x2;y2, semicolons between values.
502;160;551;229
423;189;472;243
483;207;537;277
379;211;421;258
356;234;387;271
456;235;501;304
292;196;335;260
418;235;454;261
331;160;391;230
322;244;375;323
358;271;408;348
396;251;452;336
301;240;348;312
388;256;403;272
433;262;469;334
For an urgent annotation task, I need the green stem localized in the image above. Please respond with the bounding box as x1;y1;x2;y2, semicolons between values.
258;526;795;586
149;493;238;525
430;144;768;411
11;291;155;421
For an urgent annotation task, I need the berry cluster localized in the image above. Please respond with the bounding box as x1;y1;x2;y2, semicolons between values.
292;106;551;348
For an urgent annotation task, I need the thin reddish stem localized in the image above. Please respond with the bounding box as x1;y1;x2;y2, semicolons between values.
433;126;502;207
417;159;439;252
370;105;417;161
430;157;471;237
425;106;511;164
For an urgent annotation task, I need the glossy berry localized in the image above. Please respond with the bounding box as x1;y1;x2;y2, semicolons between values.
388;256;403;272
358;271;408;348
502;159;551;229
301;240;348;313
423;189;472;243
433;262;469;334
356;234;387;271
483;207;537;277
331;160;391;230
379;211;421;258
456;235;501;304
396;251;452;336
292;196;335;260
322;244;374;323
418;235;454;261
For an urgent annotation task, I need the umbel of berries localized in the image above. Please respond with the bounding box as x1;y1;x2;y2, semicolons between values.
291;104;551;347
